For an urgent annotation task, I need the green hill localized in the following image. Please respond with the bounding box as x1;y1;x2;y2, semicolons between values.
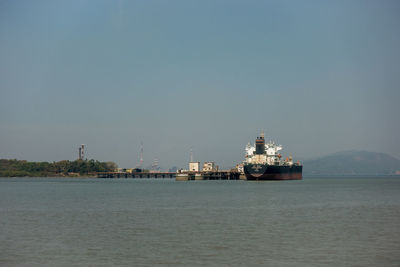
303;151;400;176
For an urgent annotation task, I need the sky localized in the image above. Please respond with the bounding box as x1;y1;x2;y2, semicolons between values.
0;0;399;169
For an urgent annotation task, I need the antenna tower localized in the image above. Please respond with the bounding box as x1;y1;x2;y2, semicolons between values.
140;141;144;167
136;141;144;168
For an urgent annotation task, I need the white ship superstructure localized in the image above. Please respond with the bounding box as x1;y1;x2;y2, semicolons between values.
245;131;293;166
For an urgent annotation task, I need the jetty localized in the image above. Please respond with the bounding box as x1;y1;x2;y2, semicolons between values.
97;160;246;180
97;172;175;179
176;171;242;181
97;171;245;180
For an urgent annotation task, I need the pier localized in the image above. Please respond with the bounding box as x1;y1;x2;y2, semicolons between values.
97;172;176;179
97;171;244;180
176;171;241;181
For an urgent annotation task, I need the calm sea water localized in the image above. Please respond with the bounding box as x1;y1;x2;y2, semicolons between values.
1;177;399;266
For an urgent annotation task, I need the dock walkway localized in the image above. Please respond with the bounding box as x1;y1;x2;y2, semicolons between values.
97;172;175;179
98;171;244;180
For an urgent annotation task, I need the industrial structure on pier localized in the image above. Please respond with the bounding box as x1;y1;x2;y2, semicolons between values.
78;144;85;160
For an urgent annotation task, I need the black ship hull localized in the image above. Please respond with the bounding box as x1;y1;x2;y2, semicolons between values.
244;164;302;180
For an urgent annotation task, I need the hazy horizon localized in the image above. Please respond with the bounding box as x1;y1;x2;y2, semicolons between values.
1;0;399;169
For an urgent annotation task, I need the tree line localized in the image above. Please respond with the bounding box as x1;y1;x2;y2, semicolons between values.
0;159;118;177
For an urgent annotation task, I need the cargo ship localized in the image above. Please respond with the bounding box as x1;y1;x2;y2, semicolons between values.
243;131;302;180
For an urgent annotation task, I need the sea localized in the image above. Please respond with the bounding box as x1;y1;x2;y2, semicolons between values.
1;177;399;266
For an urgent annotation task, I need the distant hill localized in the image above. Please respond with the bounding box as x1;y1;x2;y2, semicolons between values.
303;151;400;176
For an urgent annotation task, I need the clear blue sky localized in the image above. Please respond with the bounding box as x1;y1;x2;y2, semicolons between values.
1;0;399;169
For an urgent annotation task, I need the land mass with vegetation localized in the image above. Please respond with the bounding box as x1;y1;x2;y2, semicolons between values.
0;159;118;177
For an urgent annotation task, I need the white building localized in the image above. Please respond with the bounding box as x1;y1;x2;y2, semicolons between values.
202;162;218;172
236;163;244;174
189;162;200;172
